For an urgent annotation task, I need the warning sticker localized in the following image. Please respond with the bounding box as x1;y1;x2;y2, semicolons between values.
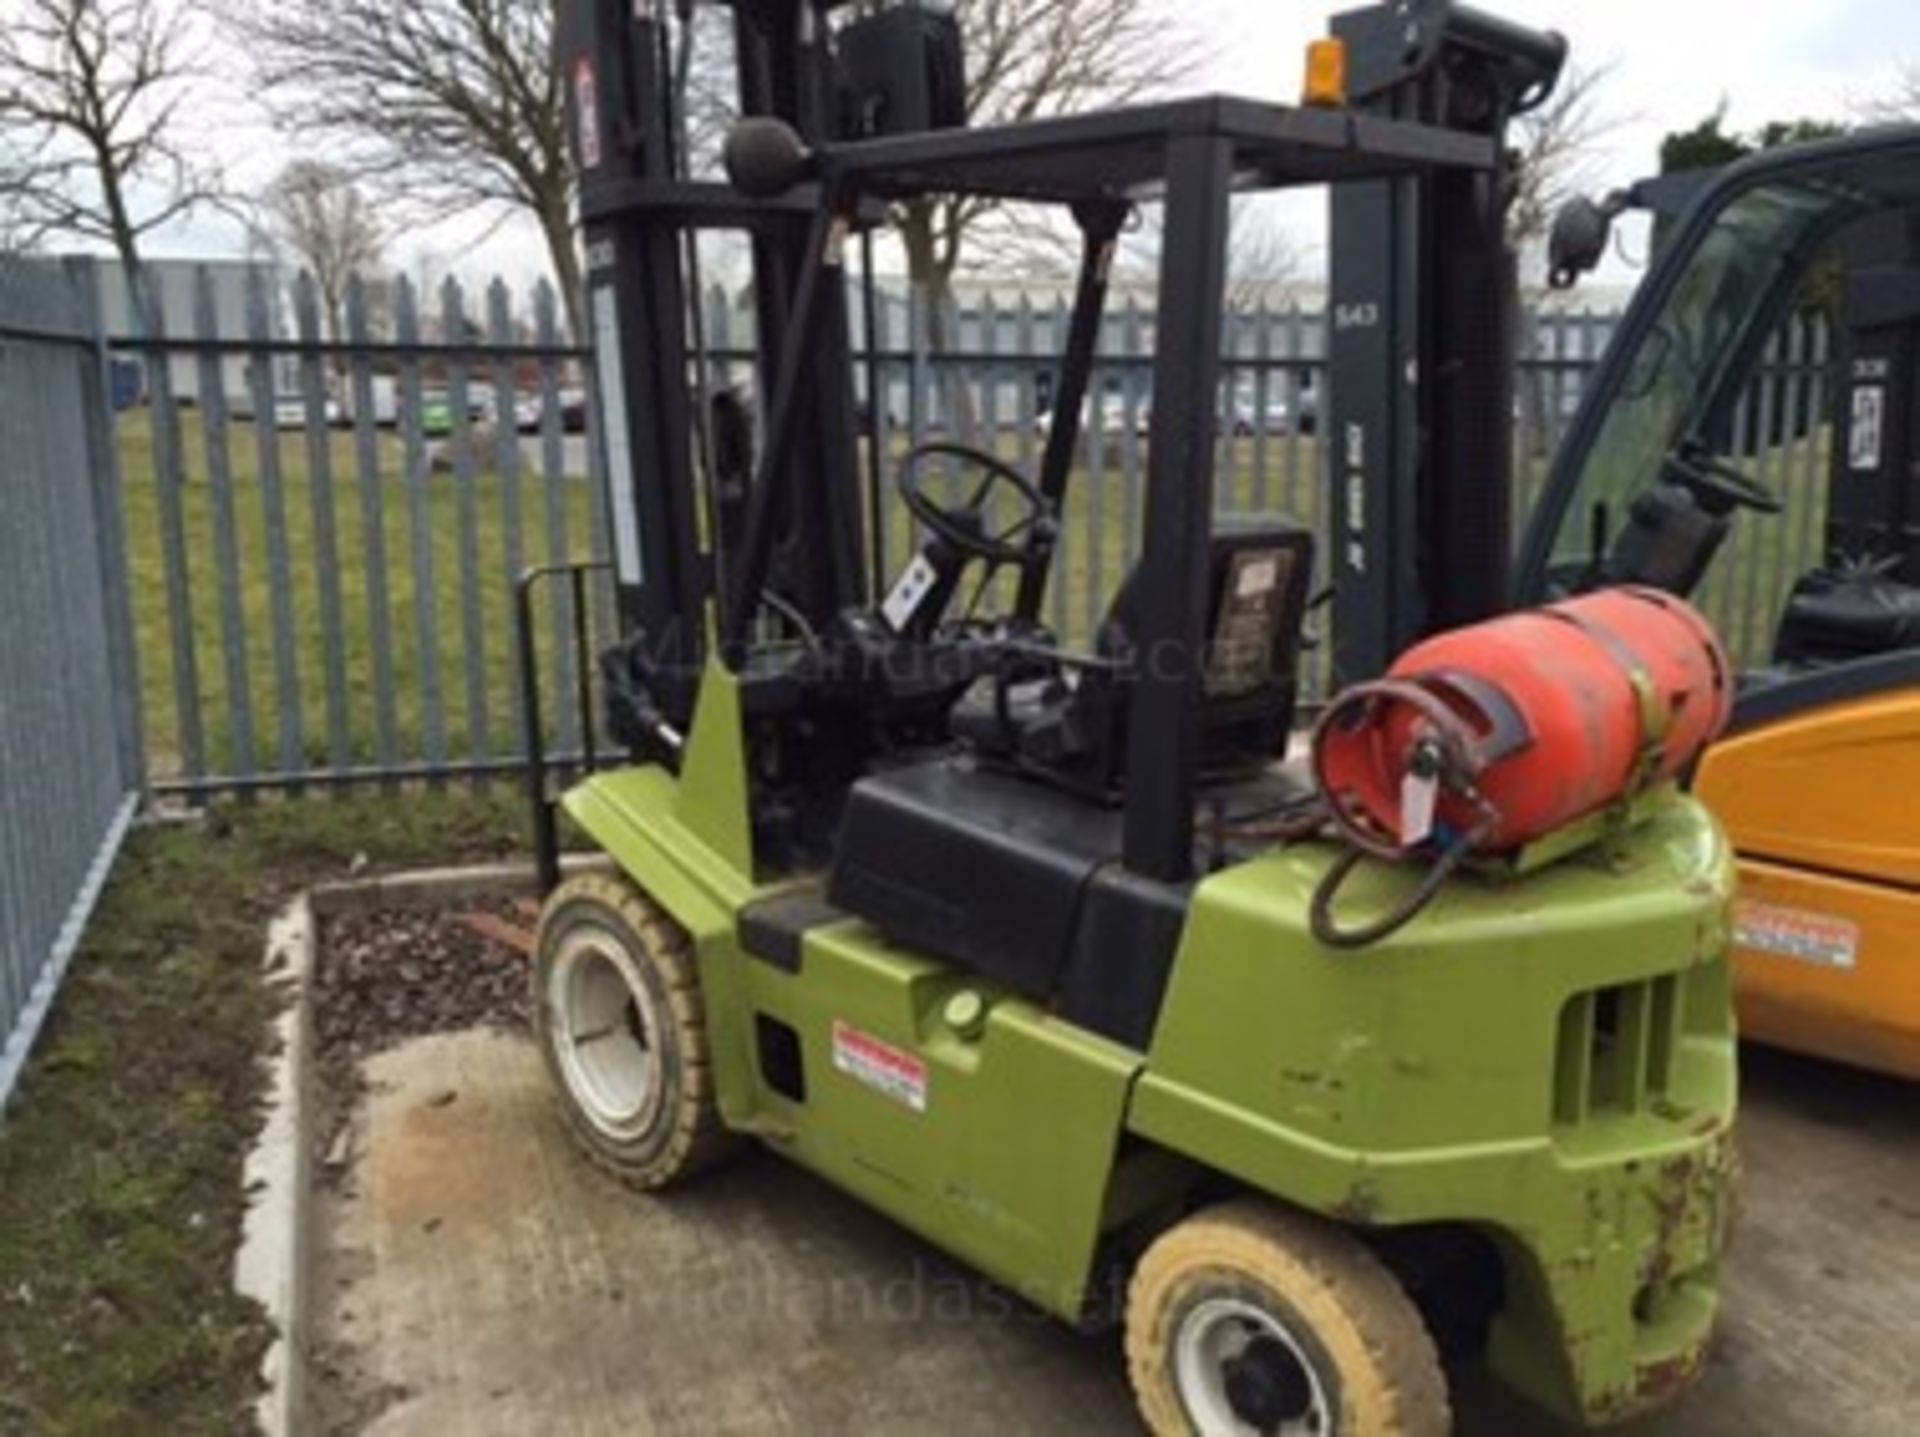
1849;385;1886;472
1733;900;1861;971
831;1021;928;1113
574;60;602;170
881;553;939;633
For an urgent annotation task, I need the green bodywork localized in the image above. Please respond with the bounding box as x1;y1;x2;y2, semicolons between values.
564;665;1737;1427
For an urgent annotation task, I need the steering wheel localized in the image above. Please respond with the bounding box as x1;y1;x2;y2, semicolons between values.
898;442;1057;572
1667;445;1783;515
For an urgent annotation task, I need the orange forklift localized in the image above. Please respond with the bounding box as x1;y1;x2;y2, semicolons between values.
1516;135;1920;1076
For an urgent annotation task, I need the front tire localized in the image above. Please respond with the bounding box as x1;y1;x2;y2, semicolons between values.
1126;1200;1450;1436
533;873;730;1189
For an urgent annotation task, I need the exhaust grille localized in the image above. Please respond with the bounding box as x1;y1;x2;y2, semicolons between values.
1553;975;1683;1125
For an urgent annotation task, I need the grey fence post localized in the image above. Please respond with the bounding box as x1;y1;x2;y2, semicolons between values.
1121;296;1145;566
396;276;448;783
491;280;530;758
442;277;491;781
139;268;207;784
194;265;257;791
345;275;401;784
295;272;353;778
65;256;147;800
1252;298;1273;512
246;266;307;787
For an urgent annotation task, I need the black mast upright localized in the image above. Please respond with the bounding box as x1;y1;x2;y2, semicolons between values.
1325;0;1565;680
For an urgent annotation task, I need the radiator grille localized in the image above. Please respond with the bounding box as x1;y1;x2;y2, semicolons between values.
1554;975;1684;1125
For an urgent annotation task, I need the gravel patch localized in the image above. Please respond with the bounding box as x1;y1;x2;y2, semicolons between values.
311;901;533;1186
317;903;531;1056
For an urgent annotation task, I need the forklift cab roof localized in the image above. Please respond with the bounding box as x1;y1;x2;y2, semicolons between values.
817;94;1496;203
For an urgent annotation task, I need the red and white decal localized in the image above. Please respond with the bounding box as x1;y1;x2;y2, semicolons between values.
831;1021;928;1113
574;59;602;170
1733;899;1861;971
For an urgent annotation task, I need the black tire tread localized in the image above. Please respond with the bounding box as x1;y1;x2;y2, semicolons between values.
533;872;734;1190
1126;1197;1451;1436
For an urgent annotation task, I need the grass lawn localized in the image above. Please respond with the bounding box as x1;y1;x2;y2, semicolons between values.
0;793;527;1435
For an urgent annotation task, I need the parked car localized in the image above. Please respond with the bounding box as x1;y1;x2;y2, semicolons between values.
107;357;143;412
420;395;455;437
271;393;344;430
341;375;400;428
418;390;491;437
1035;392;1150;439
1228;382;1319;437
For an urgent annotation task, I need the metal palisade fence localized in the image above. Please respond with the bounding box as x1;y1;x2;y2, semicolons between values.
0;257;144;1112
116;263;609;799
97;270;1832;802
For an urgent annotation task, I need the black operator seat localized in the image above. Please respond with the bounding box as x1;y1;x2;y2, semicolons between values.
827;522;1315;1021
1773;564;1920;668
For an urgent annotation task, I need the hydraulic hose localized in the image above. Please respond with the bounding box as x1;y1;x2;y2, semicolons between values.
1308;822;1488;951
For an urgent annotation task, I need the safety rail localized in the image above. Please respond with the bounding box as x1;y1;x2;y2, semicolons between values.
517;560;615;892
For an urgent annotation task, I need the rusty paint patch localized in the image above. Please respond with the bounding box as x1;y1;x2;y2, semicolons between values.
1633;1349;1704;1408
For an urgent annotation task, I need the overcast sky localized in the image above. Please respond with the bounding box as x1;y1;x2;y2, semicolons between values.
137;0;1919;293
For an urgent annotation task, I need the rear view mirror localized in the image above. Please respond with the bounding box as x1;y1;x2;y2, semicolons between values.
1548;194;1618;290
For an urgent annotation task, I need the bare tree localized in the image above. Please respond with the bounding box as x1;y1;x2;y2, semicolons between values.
1118;199;1305;313
1854;60;1920;124
1225;206;1304;314
0;0;219;284
260;160;384;346
897;0;1206;333
0;138;37;250
1505;63;1629;254
223;0;579;336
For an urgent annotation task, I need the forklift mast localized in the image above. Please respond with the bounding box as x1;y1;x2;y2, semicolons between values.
557;0;872;724
1325;0;1566;681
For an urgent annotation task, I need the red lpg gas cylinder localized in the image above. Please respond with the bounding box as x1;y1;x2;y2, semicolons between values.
1313;587;1732;857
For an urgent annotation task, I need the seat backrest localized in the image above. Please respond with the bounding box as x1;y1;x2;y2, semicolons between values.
1086;520;1316;780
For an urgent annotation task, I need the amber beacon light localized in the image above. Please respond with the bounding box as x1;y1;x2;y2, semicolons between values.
1302;37;1349;107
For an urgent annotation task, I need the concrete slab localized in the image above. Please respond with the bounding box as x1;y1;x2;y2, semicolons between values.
311;1031;1920;1437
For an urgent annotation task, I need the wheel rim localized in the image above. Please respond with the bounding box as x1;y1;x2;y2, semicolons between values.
547;926;666;1143
1173;1295;1333;1437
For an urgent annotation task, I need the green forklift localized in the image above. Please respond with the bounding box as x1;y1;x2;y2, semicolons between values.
521;1;1737;1430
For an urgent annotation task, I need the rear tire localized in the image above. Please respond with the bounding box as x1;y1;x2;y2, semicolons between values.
533;873;731;1189
1126;1199;1450;1436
